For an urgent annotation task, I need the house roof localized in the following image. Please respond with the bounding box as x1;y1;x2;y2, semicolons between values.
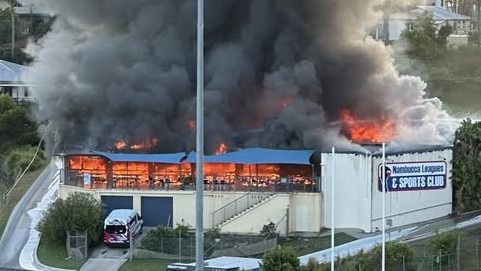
14;5;50;16
186;148;314;165
390;6;470;21
0;60;31;83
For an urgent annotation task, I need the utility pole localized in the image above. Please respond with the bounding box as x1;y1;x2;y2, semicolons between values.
10;0;15;61
476;0;481;47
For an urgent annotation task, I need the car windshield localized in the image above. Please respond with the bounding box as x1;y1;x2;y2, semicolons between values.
105;225;126;234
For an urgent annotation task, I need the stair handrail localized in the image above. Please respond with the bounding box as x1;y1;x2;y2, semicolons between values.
211;192;274;227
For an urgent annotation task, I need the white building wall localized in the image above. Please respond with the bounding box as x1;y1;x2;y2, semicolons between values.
322;152;372;232
288;193;323;233
370;149;452;232
389;19;409;41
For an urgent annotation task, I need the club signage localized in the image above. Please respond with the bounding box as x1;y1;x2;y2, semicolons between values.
378;161;447;192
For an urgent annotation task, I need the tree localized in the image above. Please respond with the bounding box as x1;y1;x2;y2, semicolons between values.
0;96;39;153
452;118;481;213
260;221;278;238
1;145;45;177
260;246;300;271
37;192;104;246
401;13;453;59
429;230;459;255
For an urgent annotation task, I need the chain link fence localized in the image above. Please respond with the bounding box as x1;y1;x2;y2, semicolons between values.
138;232;277;261
66;230;88;260
401;234;481;271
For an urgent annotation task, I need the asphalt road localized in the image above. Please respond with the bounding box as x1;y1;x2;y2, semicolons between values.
0;162;55;270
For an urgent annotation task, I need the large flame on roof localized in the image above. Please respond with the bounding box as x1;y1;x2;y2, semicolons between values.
115;138;158;151
339;109;395;143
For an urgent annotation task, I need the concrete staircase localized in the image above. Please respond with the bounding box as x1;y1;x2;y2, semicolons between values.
216;193;278;229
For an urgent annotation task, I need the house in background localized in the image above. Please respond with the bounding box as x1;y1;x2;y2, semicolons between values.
388;6;470;42
0;60;34;102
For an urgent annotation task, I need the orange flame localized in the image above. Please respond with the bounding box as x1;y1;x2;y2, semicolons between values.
115;140;127;149
214;143;227;155
188;120;196;131
130;138;158;150
114;138;158;150
339;109;395;143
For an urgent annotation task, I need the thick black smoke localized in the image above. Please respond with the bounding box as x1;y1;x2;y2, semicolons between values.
24;0;455;153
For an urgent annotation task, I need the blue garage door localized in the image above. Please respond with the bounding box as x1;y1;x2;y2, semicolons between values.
101;196;133;217
141;197;173;227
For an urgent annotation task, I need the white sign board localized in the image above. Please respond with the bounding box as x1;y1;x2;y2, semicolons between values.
378;161;447;192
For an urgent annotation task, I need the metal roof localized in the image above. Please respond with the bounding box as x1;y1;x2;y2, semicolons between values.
390;6;470;21
14;5;50;16
169;256;261;270
185;148;314;165
0;60;30;83
92;151;187;164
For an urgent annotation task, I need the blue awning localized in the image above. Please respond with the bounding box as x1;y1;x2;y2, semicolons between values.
186;148;314;165
92;151;187;164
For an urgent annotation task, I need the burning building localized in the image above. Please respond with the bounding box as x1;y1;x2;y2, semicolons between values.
57;144;452;234
27;0;456;235
23;0;456;154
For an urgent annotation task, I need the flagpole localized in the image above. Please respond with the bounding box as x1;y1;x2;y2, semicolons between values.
331;146;335;270
381;142;386;271
195;0;204;269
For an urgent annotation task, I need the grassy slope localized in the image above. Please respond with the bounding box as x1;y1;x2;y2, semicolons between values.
0;166;45;237
37;239;87;270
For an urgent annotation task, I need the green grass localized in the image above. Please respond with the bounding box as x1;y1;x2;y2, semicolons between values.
37;239;87;270
279;232;357;256
0;166;46;237
119;258;174;271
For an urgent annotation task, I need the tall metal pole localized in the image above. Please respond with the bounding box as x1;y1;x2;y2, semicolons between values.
381;143;386;271
331;147;335;271
195;0;204;269
10;0;15;60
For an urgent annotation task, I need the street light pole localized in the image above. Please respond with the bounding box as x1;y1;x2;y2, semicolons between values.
331;147;335;271
195;0;204;269
381;143;386;271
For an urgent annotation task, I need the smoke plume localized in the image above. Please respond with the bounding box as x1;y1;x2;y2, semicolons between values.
23;0;457;153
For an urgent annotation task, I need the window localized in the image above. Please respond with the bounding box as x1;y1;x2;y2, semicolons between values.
406;22;414;31
105;225;126;234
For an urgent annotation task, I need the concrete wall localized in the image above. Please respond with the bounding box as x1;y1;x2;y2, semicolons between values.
288;193;323;233
59;185;323;234
58;185;283;231
217;193;323;235
219;195;289;234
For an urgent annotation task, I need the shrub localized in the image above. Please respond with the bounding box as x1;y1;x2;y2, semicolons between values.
37;192;104;246
260;246;300;271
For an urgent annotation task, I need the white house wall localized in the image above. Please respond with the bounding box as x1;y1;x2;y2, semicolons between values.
321;152;372;232
389;19;408;41
370;149;452;232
